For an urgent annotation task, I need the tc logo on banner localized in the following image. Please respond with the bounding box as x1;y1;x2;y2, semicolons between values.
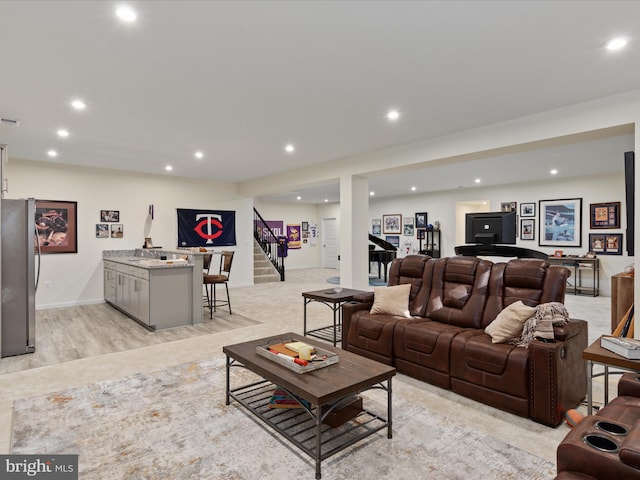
177;209;236;247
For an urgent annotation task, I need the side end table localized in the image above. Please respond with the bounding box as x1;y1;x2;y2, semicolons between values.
302;288;368;346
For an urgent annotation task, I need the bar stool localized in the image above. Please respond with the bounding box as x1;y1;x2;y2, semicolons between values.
203;251;234;317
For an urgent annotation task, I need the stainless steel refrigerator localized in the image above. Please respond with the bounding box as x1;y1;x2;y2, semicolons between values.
1;198;37;357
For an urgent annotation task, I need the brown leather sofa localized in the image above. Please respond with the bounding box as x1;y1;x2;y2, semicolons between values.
555;372;640;479
342;255;589;427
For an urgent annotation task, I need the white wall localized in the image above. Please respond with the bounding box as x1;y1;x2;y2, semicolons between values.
369;172;629;296
7;160;252;308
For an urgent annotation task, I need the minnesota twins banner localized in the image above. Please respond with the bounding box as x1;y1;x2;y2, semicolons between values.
177;209;236;247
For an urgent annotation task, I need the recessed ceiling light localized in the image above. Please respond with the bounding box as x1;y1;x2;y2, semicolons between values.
410;186;417;191
550;169;558;175
606;37;628;51
71;100;86;110
116;6;137;22
194;151;204;159
285;144;295;153
165;165;173;172
47;150;58;158
369;191;375;196
57;129;69;138
386;110;400;121
474;178;481;184
296;195;301;200
324;198;328;202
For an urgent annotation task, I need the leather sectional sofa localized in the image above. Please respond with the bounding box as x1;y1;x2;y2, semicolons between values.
342;255;589;427
555;372;640;479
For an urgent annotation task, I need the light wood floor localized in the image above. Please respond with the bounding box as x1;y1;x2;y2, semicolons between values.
0;303;259;375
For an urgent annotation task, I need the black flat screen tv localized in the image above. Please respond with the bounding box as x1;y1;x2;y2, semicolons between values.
465;211;517;245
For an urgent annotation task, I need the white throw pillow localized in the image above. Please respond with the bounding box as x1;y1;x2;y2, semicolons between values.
485;300;536;343
369;284;412;318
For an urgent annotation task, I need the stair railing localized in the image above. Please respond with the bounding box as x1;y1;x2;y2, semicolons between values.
253;208;285;281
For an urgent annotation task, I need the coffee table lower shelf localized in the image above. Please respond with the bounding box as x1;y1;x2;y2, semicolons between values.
227;375;390;479
305;324;343;345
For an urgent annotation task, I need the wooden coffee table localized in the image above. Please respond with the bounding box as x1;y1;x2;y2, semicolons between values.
223;332;396;479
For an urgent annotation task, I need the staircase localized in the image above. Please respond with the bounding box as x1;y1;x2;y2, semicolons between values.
254;240;281;284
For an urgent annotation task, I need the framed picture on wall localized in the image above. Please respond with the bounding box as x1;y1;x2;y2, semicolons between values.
35;199;78;254
111;224;124;238
385;235;400;247
520;218;535;240
539;198;582;247
520;203;535;217
590;233;622;255
415;212;428;229
501;201;517;212
372;218;381;235
590;202;621;229
100;210;120;222
96;224;109;238
383;214;402;234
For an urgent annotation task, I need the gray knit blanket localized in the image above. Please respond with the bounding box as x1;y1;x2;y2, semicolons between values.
516;302;569;347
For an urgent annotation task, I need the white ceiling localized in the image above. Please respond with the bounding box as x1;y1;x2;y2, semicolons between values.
0;1;638;203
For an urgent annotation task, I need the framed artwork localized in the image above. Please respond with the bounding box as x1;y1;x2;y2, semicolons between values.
301;221;309;232
110;224;124;238
35;200;77;254
553;250;564;257
501;201;517;212
403;224;414;236
539;198;582;247
383;214;402;234
385;235;400;248
96;224;109;238
590;202;621;229
520;218;535;240
589;233;623;255
520;203;535;217
372;219;381;236
416;229;425;240
100;210;120;222
415;212;428;229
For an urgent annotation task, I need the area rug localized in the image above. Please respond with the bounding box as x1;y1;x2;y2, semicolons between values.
11;357;555;480
327;276;387;287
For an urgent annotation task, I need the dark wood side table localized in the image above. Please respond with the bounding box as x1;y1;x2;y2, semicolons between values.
302;288;368;346
583;335;640;414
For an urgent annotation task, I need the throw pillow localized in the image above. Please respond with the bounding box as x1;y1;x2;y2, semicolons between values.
485;300;536;343
370;284;412;317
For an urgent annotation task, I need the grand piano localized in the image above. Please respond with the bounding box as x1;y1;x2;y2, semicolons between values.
369;234;397;283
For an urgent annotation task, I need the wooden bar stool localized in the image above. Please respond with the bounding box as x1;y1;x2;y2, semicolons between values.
203;251;234;317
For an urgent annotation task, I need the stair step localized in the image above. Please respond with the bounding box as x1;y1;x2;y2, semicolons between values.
254;273;280;284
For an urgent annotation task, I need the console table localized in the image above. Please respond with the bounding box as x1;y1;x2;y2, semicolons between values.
546;257;599;297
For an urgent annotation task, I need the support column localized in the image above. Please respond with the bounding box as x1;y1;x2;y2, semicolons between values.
339;175;369;290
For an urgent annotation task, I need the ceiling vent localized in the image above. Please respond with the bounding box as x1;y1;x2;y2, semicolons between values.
1;118;21;127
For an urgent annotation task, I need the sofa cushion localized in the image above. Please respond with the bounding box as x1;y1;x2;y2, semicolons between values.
370;284;411;317
484;300;536;343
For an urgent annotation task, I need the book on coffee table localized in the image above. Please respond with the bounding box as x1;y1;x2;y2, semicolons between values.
601;336;640;359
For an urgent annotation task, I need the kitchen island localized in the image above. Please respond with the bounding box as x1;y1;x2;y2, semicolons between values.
103;249;203;330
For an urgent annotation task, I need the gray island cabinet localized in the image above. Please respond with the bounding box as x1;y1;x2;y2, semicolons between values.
103;255;194;330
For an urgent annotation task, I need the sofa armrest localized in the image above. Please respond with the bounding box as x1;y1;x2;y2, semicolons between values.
553;318;587;342
529;319;588;426
341;299;373;350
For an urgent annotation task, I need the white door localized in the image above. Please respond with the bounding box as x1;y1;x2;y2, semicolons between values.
322;218;338;269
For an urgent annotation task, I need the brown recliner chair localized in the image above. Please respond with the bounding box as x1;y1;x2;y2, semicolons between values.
555;373;640;479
